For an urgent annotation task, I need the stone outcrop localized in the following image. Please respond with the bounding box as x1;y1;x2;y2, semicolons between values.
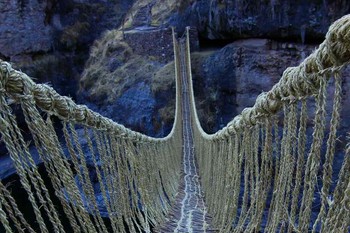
79;0;350;137
0;0;135;163
78;28;176;136
2;0;349;137
0;0;52;58
2;0;350;177
171;0;350;42
190;39;350;136
0;0;135;97
124;27;199;62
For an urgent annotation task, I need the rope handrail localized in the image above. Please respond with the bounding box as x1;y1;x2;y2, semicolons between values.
187;15;350;232
190;15;350;140
0;29;184;233
0;12;349;233
0;28;182;143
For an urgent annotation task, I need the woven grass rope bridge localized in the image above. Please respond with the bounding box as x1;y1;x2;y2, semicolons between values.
1;14;350;233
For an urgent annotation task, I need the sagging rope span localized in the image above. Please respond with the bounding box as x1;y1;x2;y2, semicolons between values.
189;15;350;233
0;14;349;233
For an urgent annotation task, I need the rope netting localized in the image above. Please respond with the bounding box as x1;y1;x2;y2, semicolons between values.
0;31;183;232
188;16;350;232
0;13;350;233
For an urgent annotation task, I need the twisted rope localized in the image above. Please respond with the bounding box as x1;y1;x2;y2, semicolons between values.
203;15;350;138
1;14;350;233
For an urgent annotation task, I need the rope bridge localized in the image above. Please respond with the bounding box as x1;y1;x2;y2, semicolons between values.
0;15;350;232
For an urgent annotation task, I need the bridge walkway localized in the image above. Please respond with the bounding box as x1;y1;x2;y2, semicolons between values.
156;38;215;233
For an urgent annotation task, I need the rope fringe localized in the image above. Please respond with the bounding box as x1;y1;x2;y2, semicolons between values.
1;15;350;233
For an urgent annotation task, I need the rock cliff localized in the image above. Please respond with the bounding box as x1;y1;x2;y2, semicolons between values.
172;0;350;42
0;0;134;97
79;0;350;136
2;0;349;136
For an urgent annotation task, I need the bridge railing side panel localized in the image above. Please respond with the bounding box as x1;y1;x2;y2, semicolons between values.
0;28;184;232
185;15;350;232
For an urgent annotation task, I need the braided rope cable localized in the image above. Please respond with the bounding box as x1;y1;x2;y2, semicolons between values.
187;15;350;139
0;53;182;143
185;14;350;232
1;13;350;233
0;27;183;233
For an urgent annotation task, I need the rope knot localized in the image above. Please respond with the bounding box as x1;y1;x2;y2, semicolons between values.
241;108;256;126
319;15;350;72
0;61;12;90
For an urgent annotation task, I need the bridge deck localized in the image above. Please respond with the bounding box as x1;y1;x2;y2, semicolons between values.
157;39;215;233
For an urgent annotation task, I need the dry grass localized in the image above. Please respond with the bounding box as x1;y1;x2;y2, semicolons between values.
151;61;175;93
121;0;181;29
80;0;184;102
80;31;130;89
151;61;176;127
79;0;205;128
80;28;171;105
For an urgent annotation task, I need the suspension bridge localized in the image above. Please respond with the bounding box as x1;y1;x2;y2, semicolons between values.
0;15;350;233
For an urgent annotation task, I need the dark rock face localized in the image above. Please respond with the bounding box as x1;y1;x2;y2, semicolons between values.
81;0;349;137
0;0;135;98
0;1;52;58
171;0;350;43
78;31;177;137
190;37;350;146
101;82;158;135
0;0;135;161
124;27;199;63
191;39;311;133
